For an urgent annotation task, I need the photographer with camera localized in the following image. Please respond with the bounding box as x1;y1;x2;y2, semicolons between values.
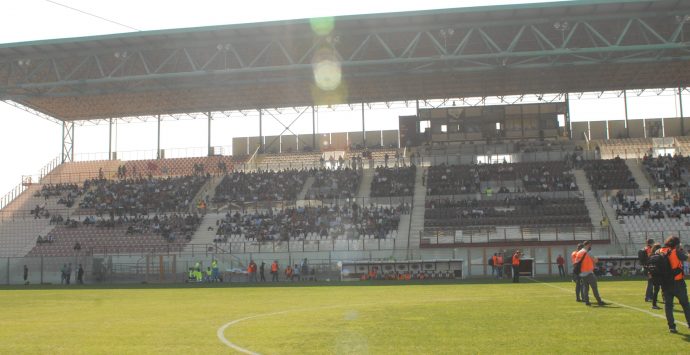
657;236;690;333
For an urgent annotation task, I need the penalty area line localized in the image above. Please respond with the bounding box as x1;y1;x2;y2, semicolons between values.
527;277;688;328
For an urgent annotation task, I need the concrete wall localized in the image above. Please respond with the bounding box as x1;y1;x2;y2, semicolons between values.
232;137;248;156
281;135;298;153
628;119;645;138
590;121;607;140
608;120;626;139
381;130;399;148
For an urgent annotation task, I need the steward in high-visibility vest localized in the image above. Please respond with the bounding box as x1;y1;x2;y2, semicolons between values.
658;236;690;333
575;241;606;306
270;261;279;282
511;250;521;283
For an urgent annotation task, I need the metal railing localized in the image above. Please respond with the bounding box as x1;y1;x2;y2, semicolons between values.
424;190;584;202
420;225;610;246
88;238;398;257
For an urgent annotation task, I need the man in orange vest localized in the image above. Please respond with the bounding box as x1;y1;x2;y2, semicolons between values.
571;243;585;302
270;260;279;282
284;265;293;281
658;236;690;333
512;250;522;283
247;260;257;283
575;241;608;306
496;253;504;279
491;253;498;278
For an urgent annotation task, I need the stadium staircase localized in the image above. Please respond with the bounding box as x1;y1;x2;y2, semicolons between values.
297;177;315;200
188;175;221;212
404;167;425;258
184;212;224;254
624;159;651;193
573;169;625;252
0;183;87;257
357;169;374;199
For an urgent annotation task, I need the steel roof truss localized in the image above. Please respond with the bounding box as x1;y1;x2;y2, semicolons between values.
248;41;273;68
182;48;198;71
348;35;371;61
424;31;447;56
636;18;668;44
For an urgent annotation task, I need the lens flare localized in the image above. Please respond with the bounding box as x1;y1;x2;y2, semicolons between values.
312;47;342;92
310;17;334;36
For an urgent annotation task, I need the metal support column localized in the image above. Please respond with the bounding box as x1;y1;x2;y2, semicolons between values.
156;114;161;159
259;109;263;153
564;93;572;139
312;106;316;149
108;118;113;160
680;86;685;136
61;121;74;163
415;99;421;135
623;90;630;138
207;111;212;156
361;102;366;147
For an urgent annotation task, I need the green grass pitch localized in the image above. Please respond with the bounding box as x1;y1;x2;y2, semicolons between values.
0;279;688;354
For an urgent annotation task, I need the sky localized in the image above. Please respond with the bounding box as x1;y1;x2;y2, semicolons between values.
0;0;687;196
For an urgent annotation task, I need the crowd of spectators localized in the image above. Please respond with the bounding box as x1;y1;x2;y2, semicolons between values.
212;203;404;242
306;168;361;200
426;162;577;195
424;197;589;227
32;183;82;208
642;154;690;189
582;157;637;190
213;169;309;203
614;190;690;219
79;175;208;215
370;166;416;197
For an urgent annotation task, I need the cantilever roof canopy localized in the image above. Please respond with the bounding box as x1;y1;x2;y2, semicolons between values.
1;0;690;121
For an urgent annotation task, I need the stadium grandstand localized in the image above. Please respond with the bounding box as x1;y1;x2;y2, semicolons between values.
3;0;690;286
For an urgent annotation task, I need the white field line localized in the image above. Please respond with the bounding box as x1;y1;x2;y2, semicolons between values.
219;281;688;353
217;303;372;354
527;277;688;328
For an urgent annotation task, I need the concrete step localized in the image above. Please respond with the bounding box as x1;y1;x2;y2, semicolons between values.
404;167;426;255
185;212;226;252
297;177;315;200
573;169;605;228
357;169;375;199
624;159;651;192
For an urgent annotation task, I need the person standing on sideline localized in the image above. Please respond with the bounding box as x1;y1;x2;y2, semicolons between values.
271;260;279;282
247;260;258;282
60;264;67;284
259;261;266;282
211;259;219;282
641;239;655;302
77;264;84;284
572;243;585;302
512;250;522;283
23;265;29;285
556;254;566;278
490;253;497;278
66;263;72;285
496;253;504;279
576;241;608;306
658;236;690;333
649;243;663;310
